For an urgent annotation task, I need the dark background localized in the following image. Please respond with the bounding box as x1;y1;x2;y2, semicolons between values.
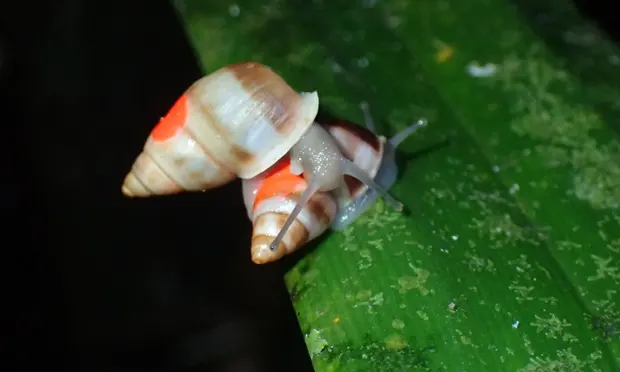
1;0;616;371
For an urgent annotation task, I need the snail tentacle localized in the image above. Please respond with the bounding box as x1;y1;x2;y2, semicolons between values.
331;103;426;231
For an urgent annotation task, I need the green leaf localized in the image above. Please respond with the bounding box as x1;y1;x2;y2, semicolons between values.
174;0;620;370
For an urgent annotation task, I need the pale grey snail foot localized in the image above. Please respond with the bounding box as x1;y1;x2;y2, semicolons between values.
331;102;427;231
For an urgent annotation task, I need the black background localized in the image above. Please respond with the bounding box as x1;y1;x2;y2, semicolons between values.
1;0;617;371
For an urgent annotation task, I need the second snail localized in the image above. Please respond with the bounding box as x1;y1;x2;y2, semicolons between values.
243;102;427;264
120;61;427;264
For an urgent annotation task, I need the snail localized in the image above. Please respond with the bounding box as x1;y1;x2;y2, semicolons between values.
121;61;319;198
242;102;427;264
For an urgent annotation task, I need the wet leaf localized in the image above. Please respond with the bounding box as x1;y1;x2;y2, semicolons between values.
175;0;620;370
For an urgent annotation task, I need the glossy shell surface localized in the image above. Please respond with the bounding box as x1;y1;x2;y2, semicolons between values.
122;62;319;197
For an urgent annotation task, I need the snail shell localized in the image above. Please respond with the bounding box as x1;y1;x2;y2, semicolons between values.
241;155;337;264
121;62;319;198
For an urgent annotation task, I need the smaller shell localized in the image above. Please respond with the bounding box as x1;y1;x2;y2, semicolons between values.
242;156;337;264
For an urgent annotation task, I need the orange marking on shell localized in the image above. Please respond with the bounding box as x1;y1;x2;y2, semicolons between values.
252;157;306;212
150;94;189;142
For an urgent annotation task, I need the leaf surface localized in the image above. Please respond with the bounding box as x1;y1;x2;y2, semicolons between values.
175;0;620;370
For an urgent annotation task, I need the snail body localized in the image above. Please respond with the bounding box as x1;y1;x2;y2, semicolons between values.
323;102;427;230
242;102;427;263
121;62;319;198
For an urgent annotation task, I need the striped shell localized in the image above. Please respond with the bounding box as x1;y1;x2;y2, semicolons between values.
121;61;319;198
241;155;337;264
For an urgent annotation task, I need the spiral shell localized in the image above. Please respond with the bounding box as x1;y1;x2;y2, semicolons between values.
121;62;319;198
241;156;337;264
